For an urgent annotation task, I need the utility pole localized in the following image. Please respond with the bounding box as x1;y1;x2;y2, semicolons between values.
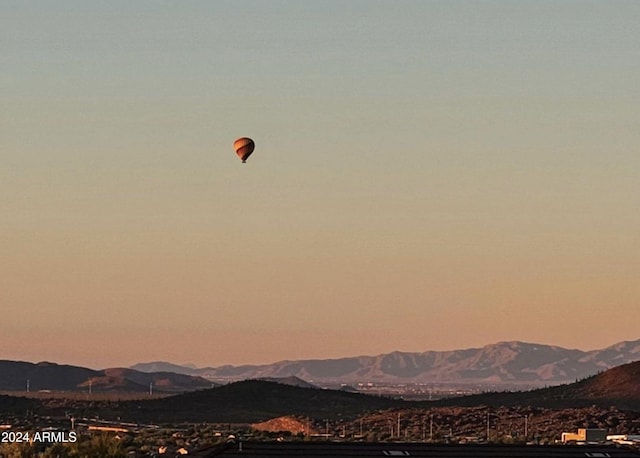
430;414;433;441
486;412;490;442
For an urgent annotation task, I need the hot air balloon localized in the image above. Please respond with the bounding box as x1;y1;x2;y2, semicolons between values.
233;137;255;163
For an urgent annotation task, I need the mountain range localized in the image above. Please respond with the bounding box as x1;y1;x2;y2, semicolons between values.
3;339;639;393
132;339;640;385
6;360;640;425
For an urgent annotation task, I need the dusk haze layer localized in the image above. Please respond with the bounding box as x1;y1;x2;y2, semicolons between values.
3;1;639;369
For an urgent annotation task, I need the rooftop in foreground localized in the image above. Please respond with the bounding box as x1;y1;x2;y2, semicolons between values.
193;441;640;458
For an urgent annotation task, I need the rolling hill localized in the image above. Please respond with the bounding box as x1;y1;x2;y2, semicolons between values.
109;379;406;423
432;360;640;411
0;360;214;393
119;360;640;422
5;361;640;426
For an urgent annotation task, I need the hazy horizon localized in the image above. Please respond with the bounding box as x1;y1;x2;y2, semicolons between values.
1;339;640;370
3;1;639;369
6;336;638;371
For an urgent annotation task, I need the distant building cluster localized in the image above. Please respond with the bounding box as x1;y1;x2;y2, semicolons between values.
561;428;640;446
561;428;607;443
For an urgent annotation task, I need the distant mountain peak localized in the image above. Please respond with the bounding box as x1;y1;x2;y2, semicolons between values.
141;339;640;386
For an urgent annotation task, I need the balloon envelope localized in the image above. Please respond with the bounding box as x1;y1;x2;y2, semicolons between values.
233;137;255;163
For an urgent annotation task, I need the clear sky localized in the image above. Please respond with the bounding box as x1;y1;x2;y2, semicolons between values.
2;1;639;369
